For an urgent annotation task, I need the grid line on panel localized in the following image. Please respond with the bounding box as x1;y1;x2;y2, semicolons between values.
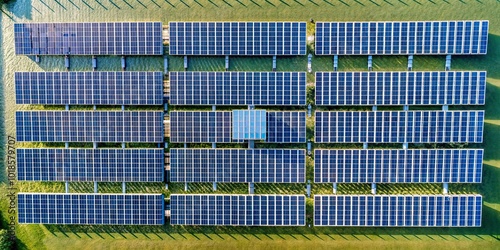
266;111;306;143
169;111;232;143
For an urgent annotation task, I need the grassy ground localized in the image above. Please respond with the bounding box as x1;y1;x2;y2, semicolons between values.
1;0;500;249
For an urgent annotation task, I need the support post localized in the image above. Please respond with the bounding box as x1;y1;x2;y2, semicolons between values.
371;183;377;194
92;56;97;71
403;105;409;111
368;55;373;71
372;106;377;111
121;56;126;71
94;182;98;193
65;55;70;70
213;182;217;191
184;143;187;148
248;140;254;149
442;105;449;111
307;141;312;155
307;54;312;73
65;142;69;149
212;143;216;149
443;183;449;194
184;56;188;70
122;182;126;193
333;55;338;71
306;180;311;198
165;183;169;190
93;142;97;149
121;105;125;111
307;104;312;117
164;103;168;112
212;105;216;111
184;182;188;191
65;182;69;193
93;105;97;110
333;183;337;194
407;55;413;71
164;56;169;75
445;55;451;71
65;105;69;111
363;143;368;149
272;55;277;71
248;183;255;194
225;55;229;71
403;143;408;150
122;143;125;148
35;55;40;63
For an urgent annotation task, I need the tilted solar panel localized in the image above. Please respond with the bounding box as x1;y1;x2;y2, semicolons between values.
315;21;489;55
170;149;306;183
169;22;307;55
314;195;482;227
14;22;163;55
16;111;164;143
267;111;307;143
314;149;483;183
17;148;164;182
169;111;232;143
315;111;484;143
170;194;306;226
18;193;164;225
169;72;307;106
315;71;486;106
15;72;164;105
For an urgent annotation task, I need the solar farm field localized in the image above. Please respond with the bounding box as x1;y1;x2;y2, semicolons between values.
1;0;500;250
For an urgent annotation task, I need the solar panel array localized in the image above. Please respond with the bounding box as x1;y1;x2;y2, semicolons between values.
314;149;483;183
169;111;232;143
232;110;266;140
315;21;489;55
15;72;164;105
18;193;164;225
315;111;484;143
315;71;486;106
169;22;307;55
14;22;163;55
17;148;164;182
314;195;482;227
170;149;306;183
169;72;307;106
170;194;306;226
16;111;164;143
267;111;306;143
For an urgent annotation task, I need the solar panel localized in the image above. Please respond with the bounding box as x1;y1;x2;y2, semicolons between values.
233;110;266;140
267;111;306;143
169;72;307;106
315;111;484;143
169;111;232;143
314;195;482;227
170;194;306;226
15;72;164;105
315;21;489;55
16;111;164;143
170;149;306;183
169;22;307;55
314;149;483;183
14;22;163;55
17;148;164;182
315;71;486;106
18;193;164;225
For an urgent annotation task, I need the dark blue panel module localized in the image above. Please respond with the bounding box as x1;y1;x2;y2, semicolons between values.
18;193;164;225
15;72;164;105
170;194;306;226
170;149;306;183
267;112;306;143
314;149;483;183
169;111;232;143
16;111;164;143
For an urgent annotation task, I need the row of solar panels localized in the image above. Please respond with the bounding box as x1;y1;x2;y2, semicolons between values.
15;111;164;143
316;71;486;106
15;72;164;105
14;22;163;55
315;111;484;143
16;71;486;107
169;111;306;143
16;148;482;184
17;193;481;227
14;21;488;56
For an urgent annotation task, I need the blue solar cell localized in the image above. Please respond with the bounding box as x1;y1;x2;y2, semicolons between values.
14;22;163;55
315;111;484;143
170;194;306;226
16;111;164;143
170;149;306;183
17;148;164;182
315;21;489;55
